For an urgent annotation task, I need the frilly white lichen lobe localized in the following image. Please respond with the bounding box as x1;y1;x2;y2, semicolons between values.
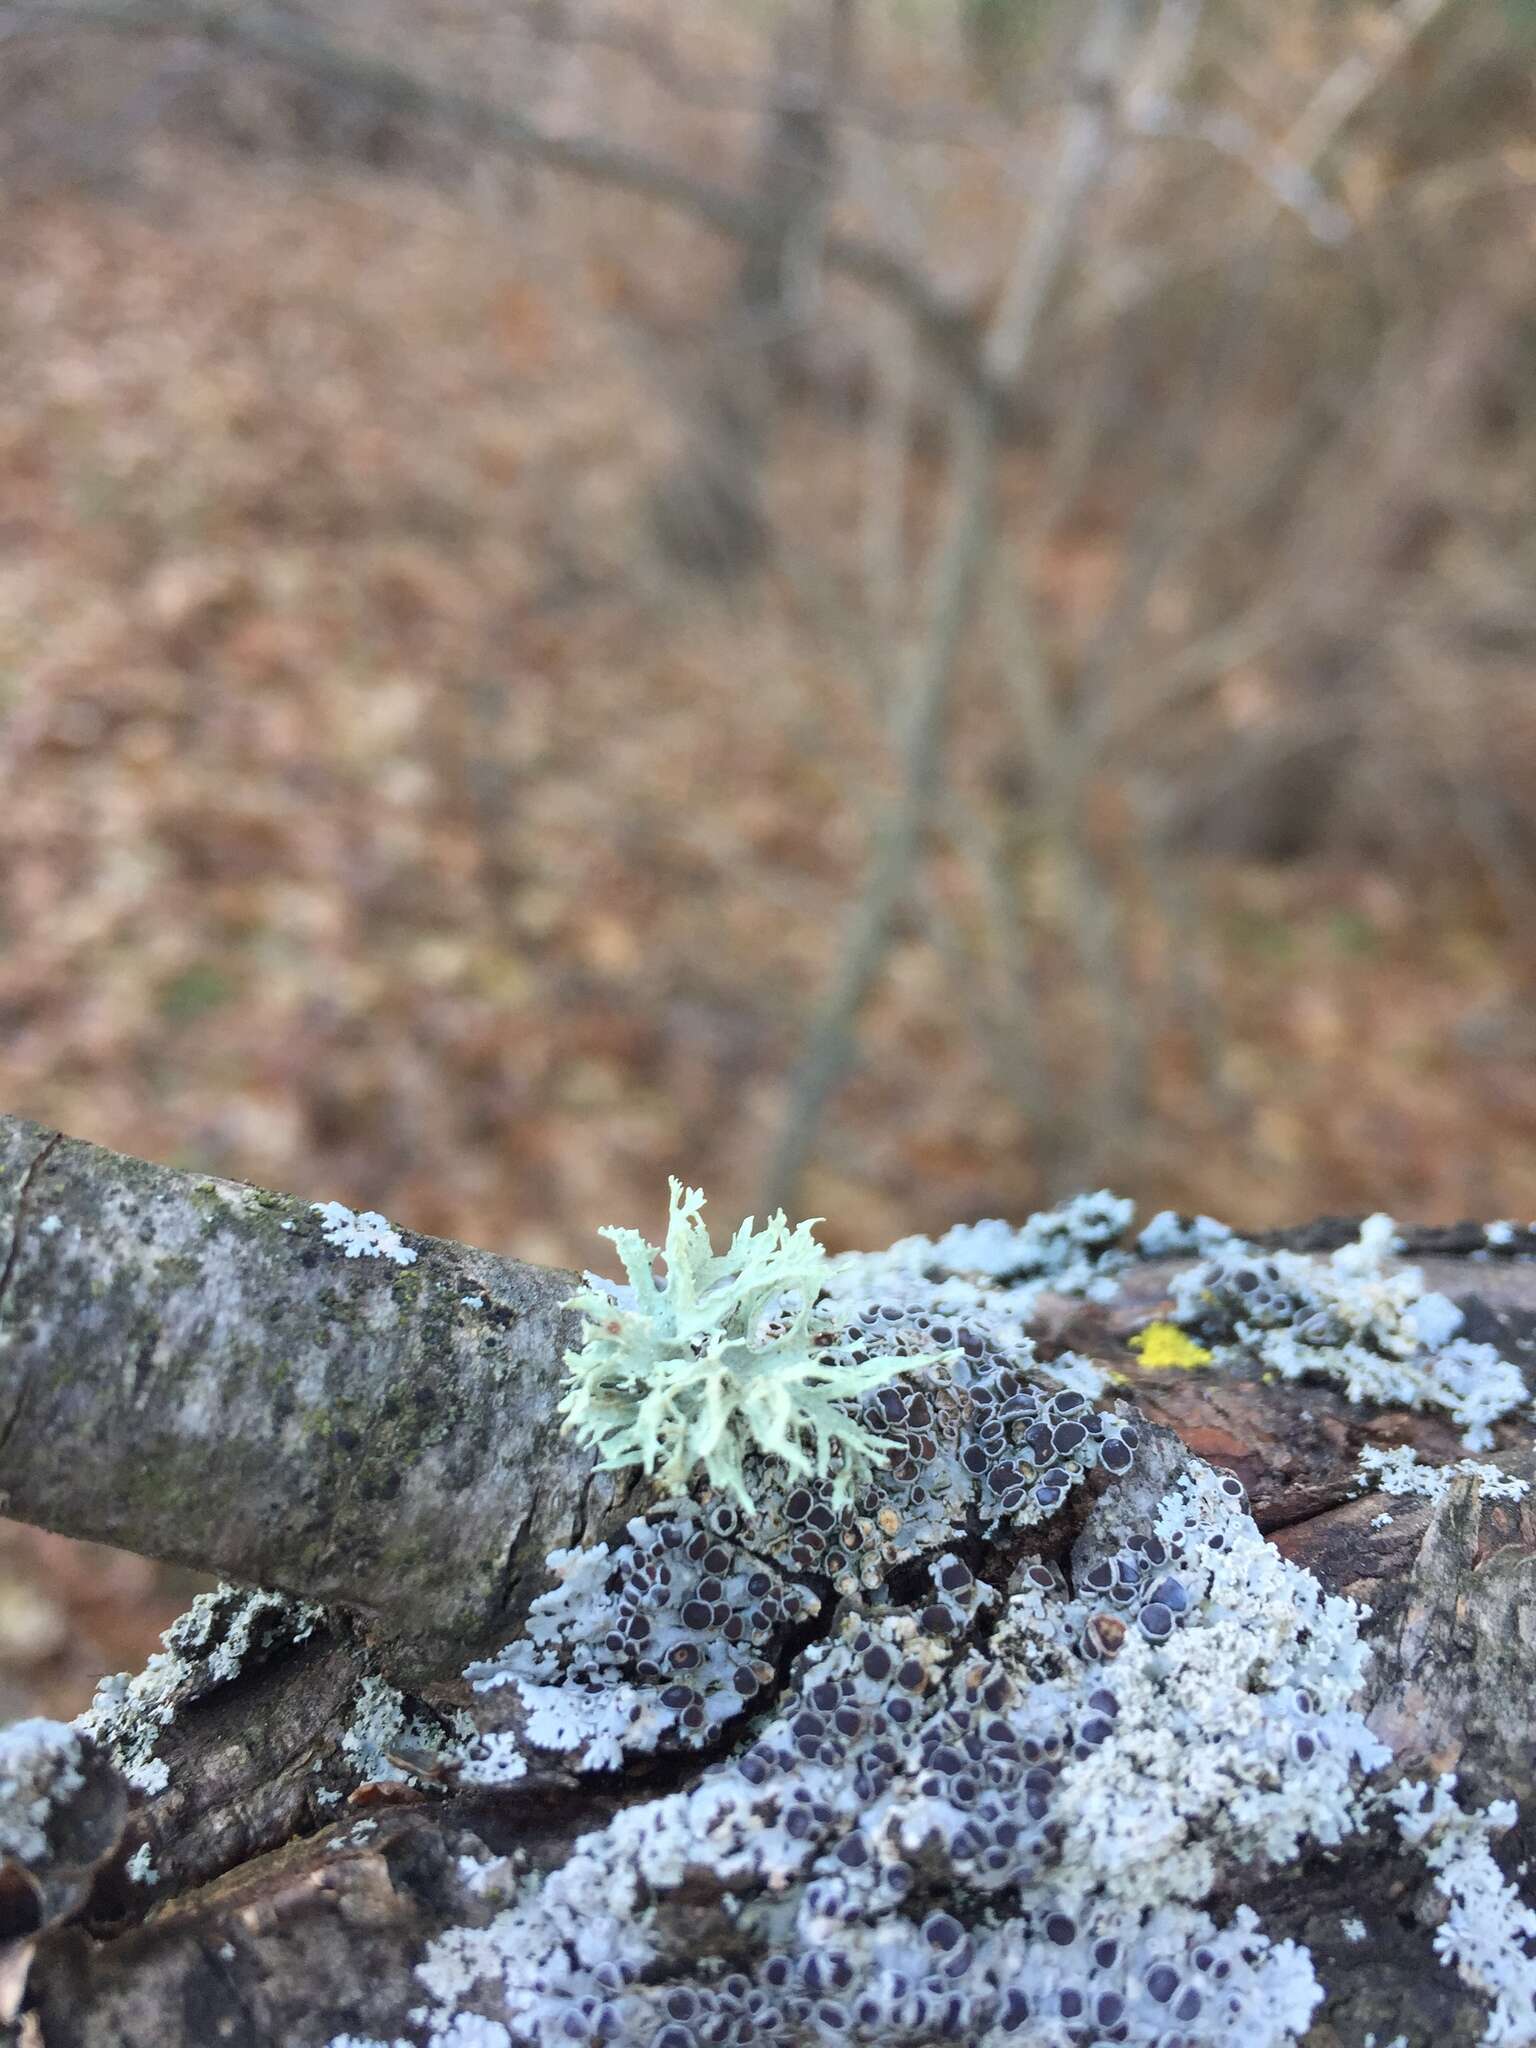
1392;1778;1536;2043
1355;1443;1530;1505
311;1199;419;1267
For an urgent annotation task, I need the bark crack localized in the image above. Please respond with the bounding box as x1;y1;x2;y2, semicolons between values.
0;1127;61;1322
0;1129;63;1470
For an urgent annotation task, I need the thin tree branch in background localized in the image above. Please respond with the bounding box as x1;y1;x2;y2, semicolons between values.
935;802;1055;1148
983;0;1140;386
0;0;995;393
1125;775;1244;1128
989;565;1147;1188
762;0;1145;1215
1125;99;1352;245
1073;243;1275;723
767;523;1055;1150
1281;0;1458;172
859;303;919;634
762;384;997;1214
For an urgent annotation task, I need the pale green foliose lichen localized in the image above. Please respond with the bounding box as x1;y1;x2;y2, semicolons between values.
558;1180;950;1510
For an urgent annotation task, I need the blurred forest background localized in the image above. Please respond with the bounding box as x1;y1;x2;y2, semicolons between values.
1;0;1535;1709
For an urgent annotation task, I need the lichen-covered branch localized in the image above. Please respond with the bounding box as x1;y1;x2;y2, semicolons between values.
0;1113;627;1673
5;1134;1536;2046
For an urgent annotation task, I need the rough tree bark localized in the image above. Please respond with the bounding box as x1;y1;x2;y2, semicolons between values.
2;1112;1535;2048
0;1115;635;1673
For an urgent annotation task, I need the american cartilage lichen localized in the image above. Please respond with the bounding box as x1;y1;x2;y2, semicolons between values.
559;1180;954;1510
1169;1214;1529;1449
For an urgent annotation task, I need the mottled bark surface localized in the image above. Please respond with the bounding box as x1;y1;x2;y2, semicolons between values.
3;1114;1536;2047
0;1115;636;1674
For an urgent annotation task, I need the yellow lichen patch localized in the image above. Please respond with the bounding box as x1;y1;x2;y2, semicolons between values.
1129;1321;1214;1371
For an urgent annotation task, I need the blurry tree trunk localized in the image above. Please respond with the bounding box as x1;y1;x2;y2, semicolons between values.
650;0;856;575
763;0;1140;1214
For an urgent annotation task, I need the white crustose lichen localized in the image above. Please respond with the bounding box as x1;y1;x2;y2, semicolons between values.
1355;1442;1530;1505
1169;1214;1529;1449
311;1199;419;1267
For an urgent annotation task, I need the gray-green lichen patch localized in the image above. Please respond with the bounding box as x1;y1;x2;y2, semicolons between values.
0;1714;128;1939
78;1584;323;1795
334;1674;477;1787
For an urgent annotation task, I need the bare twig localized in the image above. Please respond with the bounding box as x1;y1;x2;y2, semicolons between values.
989;564;1148;1178
762;383;997;1212
1125;98;1352;245
1280;0;1458;171
936;801;1055;1150
983;0;1140;386
763;0;1146;1213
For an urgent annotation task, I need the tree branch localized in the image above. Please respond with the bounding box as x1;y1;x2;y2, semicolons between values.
0;1113;625;1675
763;0;1142;1212
0;0;994;395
